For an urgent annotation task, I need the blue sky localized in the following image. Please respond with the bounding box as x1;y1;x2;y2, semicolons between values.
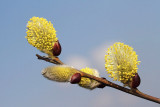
0;0;160;107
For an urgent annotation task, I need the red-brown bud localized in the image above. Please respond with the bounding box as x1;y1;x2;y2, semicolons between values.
131;73;141;88
52;40;61;56
70;73;81;84
97;77;106;88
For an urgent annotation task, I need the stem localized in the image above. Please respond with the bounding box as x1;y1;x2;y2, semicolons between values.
36;54;160;104
36;54;64;65
81;72;160;104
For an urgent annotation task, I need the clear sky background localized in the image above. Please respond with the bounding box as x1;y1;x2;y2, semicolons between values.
0;0;160;107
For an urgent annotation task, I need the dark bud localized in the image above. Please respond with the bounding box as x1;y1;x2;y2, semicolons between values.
52;40;61;56
70;73;81;84
131;73;141;88
97;77;106;88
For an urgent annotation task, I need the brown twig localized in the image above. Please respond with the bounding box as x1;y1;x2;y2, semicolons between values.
36;54;64;65
81;73;160;104
36;54;160;104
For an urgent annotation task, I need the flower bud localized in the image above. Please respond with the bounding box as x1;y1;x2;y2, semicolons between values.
131;73;141;88
42;65;79;82
70;73;81;84
52;40;61;56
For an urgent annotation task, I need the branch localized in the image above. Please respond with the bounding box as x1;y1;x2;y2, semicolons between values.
36;54;160;104
36;54;64;65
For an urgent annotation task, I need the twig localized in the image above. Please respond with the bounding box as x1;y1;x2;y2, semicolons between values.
36;54;160;104
81;73;160;104
36;54;64;65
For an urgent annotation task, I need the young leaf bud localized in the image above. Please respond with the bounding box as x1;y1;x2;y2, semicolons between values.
52;40;61;56
70;73;81;84
131;73;141;88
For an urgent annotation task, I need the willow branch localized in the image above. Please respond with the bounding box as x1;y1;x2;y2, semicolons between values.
36;54;64;65
36;54;160;104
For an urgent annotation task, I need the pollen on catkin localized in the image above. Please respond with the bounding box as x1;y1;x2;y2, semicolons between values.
79;67;101;89
105;42;140;84
26;16;57;52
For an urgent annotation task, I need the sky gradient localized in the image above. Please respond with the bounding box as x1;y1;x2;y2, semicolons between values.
0;0;160;107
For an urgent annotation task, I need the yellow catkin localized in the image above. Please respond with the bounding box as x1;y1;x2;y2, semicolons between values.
79;67;100;89
26;16;57;52
42;66;101;90
105;42;140;84
42;65;79;82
